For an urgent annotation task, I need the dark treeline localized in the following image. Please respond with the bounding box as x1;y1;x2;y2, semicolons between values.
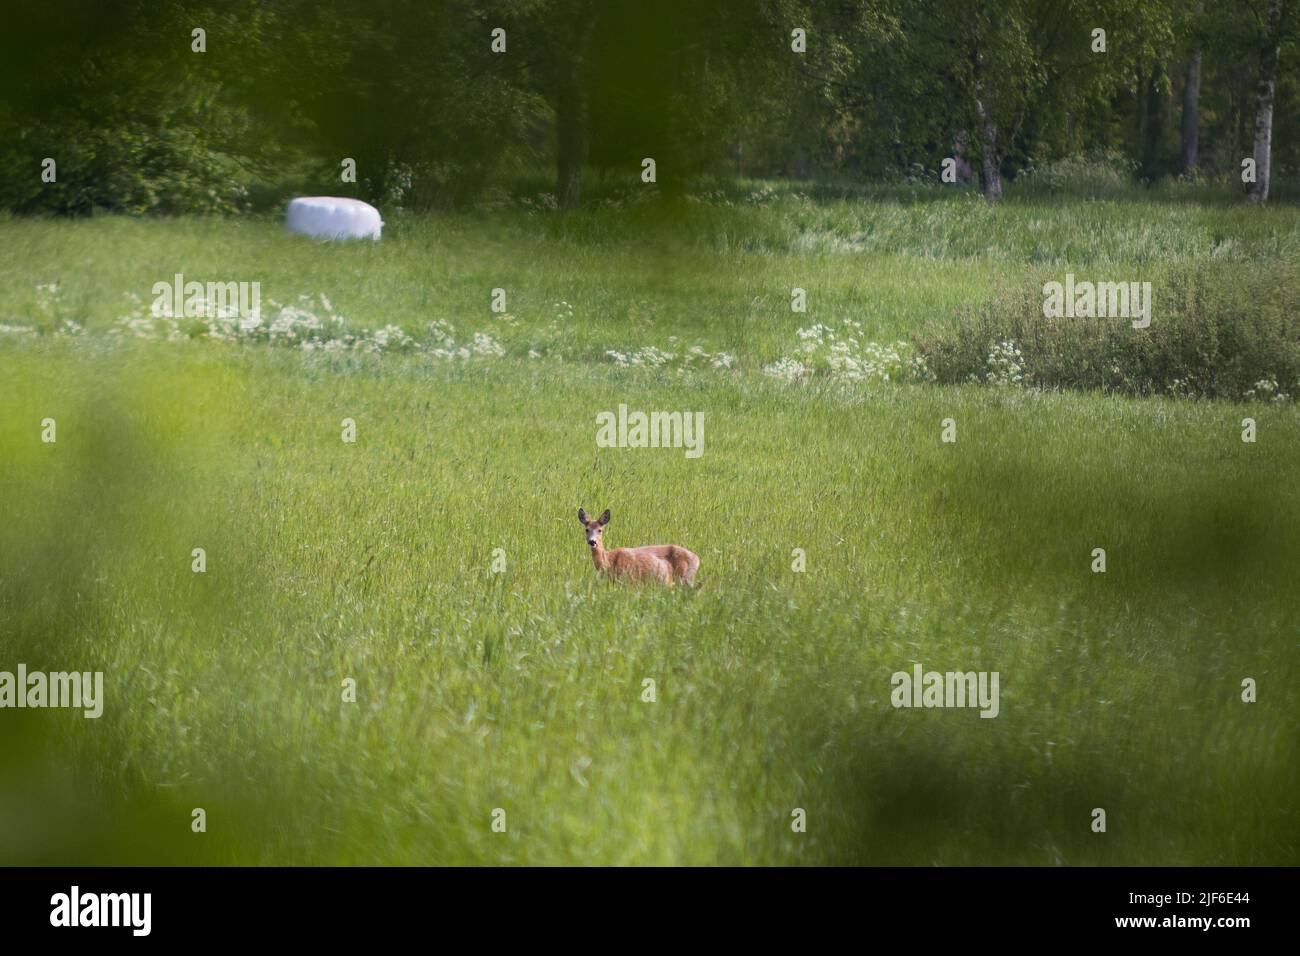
0;0;1295;214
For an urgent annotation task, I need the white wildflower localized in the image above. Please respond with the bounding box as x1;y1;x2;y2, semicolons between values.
763;357;809;381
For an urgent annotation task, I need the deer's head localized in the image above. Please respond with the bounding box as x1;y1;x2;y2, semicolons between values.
577;507;610;549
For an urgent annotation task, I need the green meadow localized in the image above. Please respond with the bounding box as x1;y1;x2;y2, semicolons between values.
1;184;1297;865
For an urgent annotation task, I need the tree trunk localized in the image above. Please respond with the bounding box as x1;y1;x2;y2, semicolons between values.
1247;0;1283;203
1140;63;1167;181
1135;62;1149;171
556;77;588;209
792;144;812;180
1181;51;1202;175
553;15;596;210
970;34;1001;204
973;95;1001;202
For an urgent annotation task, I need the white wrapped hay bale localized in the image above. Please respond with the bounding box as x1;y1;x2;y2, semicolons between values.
286;197;383;240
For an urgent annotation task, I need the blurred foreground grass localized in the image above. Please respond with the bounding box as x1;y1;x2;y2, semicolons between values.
1;340;1295;864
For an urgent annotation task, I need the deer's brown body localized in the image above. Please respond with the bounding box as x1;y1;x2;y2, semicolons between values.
578;508;700;586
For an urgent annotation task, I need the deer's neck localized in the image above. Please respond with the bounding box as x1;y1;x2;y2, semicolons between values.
591;540;610;573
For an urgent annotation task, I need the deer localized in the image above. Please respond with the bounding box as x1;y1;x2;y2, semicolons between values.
577;508;700;586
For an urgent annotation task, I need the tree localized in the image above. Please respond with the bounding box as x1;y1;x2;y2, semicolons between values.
1181;3;1206;175
1247;0;1291;201
507;0;797;205
1182;52;1203;174
499;0;601;208
849;0;1176;202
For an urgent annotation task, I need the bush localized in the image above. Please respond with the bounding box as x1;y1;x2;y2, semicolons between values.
912;264;1300;401
1015;150;1139;199
0;102;260;217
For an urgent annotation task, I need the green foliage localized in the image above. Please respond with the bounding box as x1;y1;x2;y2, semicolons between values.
0;114;254;216
0;1;292;216
913;262;1300;400
3;0;1295;214
1015;150;1140;199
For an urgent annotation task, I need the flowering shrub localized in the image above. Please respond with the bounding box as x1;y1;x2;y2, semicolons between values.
1243;378;1291;402
26;282;85;337
4;285;506;361
764;320;931;384
605;342;735;371
980;340;1027;387
605;345;675;368
763;357;809;381
685;345;736;369
911;265;1299;401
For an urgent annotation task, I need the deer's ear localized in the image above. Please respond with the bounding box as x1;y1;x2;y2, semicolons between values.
597;509;610;526
578;508;589;524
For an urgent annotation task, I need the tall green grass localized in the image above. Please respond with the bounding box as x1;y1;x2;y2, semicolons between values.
3;183;1296;361
1;184;1296;864
2;343;1295;864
